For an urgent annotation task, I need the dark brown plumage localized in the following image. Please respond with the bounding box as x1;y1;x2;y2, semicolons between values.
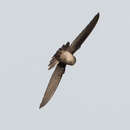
39;13;100;108
48;42;70;70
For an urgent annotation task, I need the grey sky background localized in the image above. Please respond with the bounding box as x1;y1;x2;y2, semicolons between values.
0;0;130;129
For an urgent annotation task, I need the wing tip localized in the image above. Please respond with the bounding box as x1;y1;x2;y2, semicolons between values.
97;12;100;16
95;12;100;20
39;104;43;109
39;101;47;109
39;102;43;109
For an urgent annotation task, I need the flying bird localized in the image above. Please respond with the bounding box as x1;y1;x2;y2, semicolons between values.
39;13;100;108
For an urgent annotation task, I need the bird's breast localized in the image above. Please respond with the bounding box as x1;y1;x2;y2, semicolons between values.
59;51;76;65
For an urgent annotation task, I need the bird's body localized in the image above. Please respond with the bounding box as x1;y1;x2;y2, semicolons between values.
48;42;76;69
59;50;76;65
40;13;100;108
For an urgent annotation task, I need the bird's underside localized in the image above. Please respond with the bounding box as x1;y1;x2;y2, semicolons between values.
39;13;100;108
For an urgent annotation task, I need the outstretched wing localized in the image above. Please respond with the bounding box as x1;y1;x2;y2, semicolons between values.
39;63;66;108
67;13;100;54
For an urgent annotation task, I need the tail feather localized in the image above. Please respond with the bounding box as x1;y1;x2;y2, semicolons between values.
48;57;59;70
48;42;70;70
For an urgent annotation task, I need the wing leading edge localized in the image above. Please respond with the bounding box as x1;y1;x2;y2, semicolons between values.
67;13;100;54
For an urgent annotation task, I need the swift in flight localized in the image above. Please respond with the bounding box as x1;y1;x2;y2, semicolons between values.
40;13;100;108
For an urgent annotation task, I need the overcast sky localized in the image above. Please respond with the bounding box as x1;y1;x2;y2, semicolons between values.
0;0;130;130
